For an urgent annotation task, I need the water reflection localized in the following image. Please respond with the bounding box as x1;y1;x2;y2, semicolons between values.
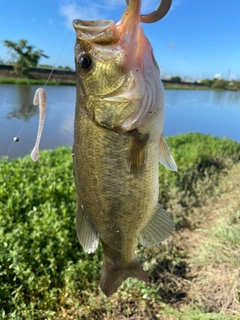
164;89;240;140
211;90;240;107
6;85;38;120
0;84;239;159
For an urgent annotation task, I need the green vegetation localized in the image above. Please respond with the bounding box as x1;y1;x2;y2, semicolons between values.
170;76;182;83
3;39;49;77
164;75;240;91
38;65;73;71
1;133;240;319
201;78;240;91
0;77;75;86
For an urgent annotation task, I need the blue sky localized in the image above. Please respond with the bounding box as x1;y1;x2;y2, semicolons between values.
0;0;239;80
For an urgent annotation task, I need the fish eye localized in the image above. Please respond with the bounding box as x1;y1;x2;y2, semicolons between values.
78;54;93;70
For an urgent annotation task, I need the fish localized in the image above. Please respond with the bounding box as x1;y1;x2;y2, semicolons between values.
72;0;177;297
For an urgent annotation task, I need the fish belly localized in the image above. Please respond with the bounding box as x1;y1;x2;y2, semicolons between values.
73;113;159;255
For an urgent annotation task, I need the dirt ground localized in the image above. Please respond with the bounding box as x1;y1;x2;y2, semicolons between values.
164;162;240;317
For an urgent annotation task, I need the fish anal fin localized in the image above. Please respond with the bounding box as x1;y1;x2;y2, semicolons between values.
76;200;99;254
139;203;174;247
159;135;177;171
100;258;149;297
128;130;149;175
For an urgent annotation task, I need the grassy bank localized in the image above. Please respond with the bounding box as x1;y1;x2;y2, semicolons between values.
163;83;210;90
0;77;209;90
0;77;75;86
1;133;240;319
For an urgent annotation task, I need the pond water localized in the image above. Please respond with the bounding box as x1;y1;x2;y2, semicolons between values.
0;84;239;159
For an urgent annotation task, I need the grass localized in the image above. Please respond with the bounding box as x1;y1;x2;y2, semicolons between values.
0;133;240;319
0;77;211;90
0;77;75;86
163;83;211;90
161;304;239;320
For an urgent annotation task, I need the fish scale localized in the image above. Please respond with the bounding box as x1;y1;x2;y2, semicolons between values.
74;115;157;233
73;0;177;296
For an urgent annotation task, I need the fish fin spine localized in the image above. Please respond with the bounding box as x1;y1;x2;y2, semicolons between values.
159;135;177;171
100;258;149;297
76;200;99;254
139;203;175;247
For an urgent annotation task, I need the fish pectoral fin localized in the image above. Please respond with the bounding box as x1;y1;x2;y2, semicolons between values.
128;130;149;175
159;135;177;171
76;200;99;254
138;203;174;247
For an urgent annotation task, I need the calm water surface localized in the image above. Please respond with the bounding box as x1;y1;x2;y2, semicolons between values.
0;84;239;159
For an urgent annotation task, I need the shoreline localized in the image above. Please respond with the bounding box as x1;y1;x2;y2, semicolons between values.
0;77;212;90
0;64;210;89
0;65;239;91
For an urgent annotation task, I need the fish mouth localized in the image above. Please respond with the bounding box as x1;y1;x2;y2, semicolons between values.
73;0;141;44
73;19;120;44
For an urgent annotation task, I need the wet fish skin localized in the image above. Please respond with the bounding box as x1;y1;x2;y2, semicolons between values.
73;0;177;297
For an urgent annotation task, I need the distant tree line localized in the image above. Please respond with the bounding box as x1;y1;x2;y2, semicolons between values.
169;76;240;91
38;65;73;71
1;39;239;90
200;78;240;91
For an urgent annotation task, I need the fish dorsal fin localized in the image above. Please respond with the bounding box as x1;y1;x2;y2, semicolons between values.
138;203;174;247
159;135;177;171
76;200;99;254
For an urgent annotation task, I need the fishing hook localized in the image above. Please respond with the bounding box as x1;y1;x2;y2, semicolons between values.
125;0;172;23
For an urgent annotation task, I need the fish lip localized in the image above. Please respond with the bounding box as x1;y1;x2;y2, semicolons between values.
73;19;114;32
73;19;120;44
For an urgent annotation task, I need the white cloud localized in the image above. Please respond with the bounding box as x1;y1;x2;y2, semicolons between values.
161;74;172;80
213;73;221;79
59;2;106;29
59;0;169;30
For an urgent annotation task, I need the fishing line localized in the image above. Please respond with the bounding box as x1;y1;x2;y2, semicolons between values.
43;31;72;89
6;31;73;158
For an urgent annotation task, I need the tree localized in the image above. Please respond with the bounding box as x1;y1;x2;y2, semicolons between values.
170;76;182;83
211;79;228;90
228;80;240;91
3;39;49;77
200;79;214;87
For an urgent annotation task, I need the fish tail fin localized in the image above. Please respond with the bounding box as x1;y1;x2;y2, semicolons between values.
100;258;149;297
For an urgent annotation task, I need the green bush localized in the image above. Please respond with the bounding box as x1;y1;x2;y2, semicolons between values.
0;134;240;318
211;79;229;90
0;148;102;318
159;133;240;209
200;79;214;87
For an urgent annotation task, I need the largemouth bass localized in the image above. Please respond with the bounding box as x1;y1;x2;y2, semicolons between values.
73;0;177;297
